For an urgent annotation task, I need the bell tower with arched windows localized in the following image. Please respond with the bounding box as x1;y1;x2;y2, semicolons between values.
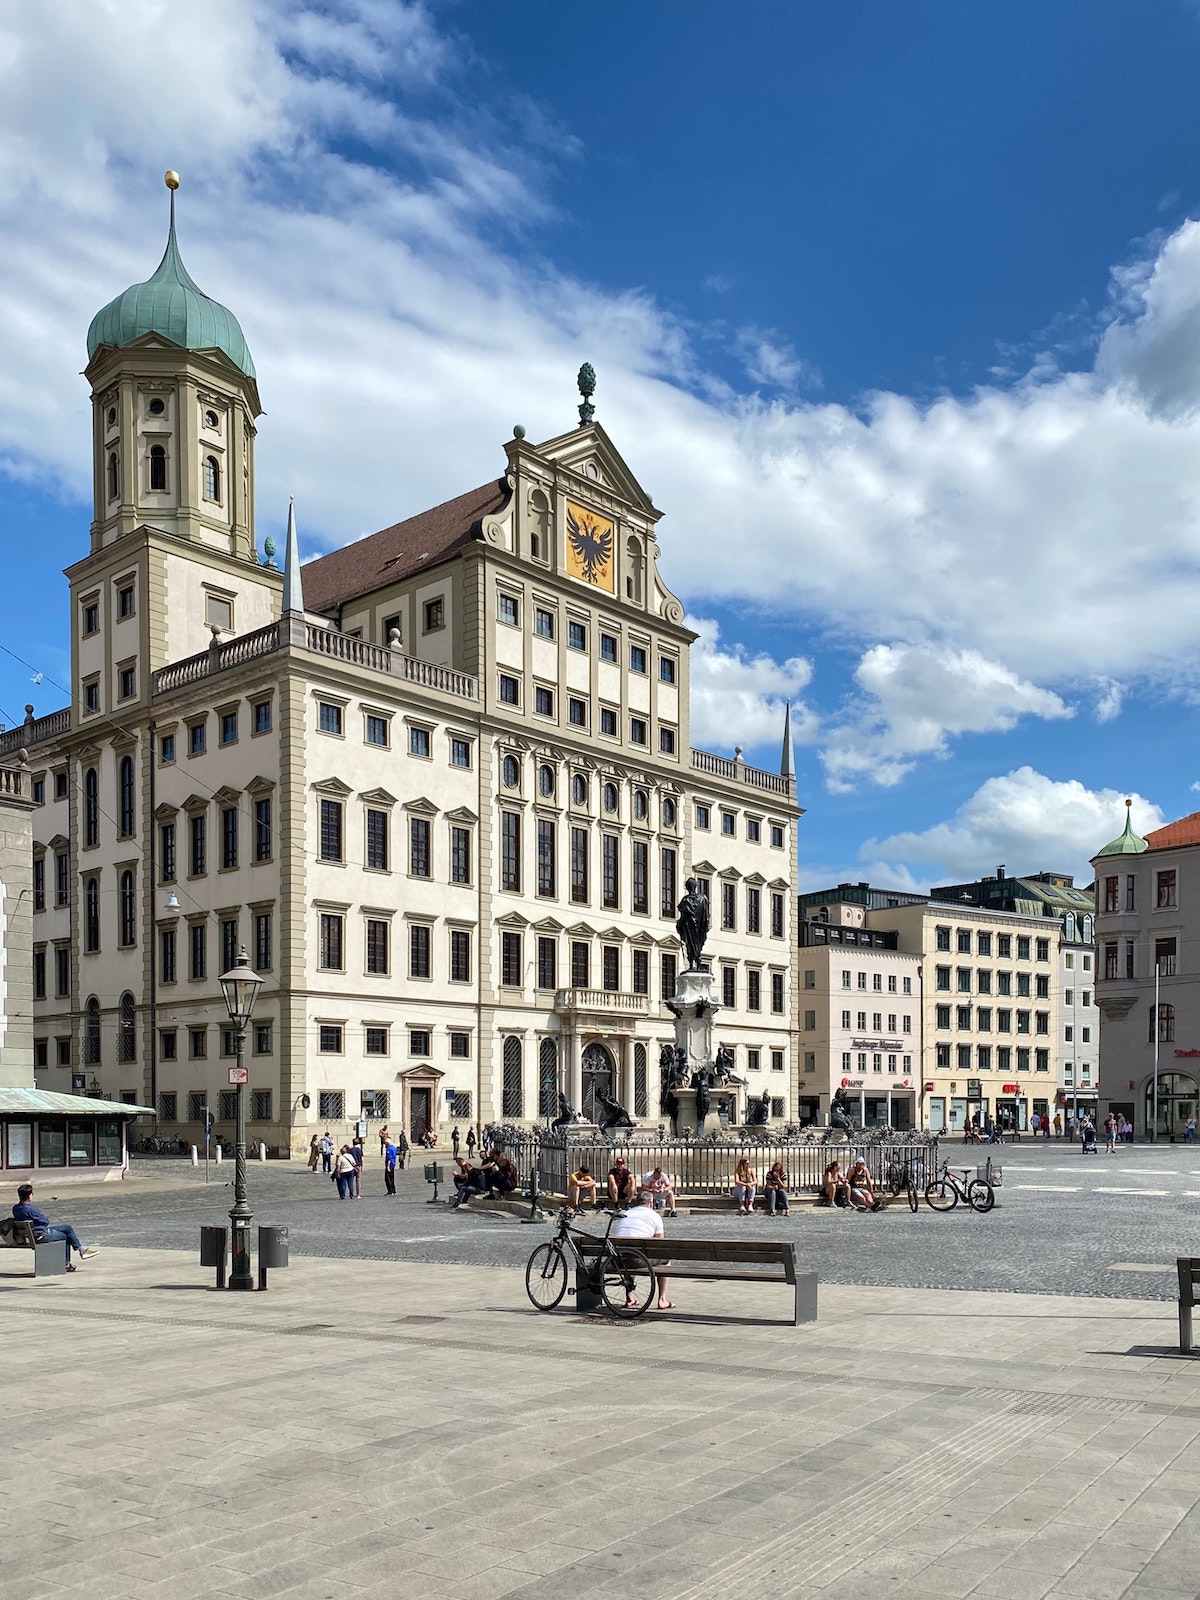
84;172;261;559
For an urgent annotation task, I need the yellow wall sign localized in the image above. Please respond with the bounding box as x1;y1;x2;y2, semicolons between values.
564;500;615;592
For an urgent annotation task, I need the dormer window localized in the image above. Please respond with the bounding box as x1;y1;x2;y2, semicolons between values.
203;455;221;502
149;444;167;491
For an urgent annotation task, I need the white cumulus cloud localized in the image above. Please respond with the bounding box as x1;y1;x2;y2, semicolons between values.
686;616;815;758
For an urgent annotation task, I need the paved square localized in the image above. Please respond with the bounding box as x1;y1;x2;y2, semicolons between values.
3;1245;1200;1600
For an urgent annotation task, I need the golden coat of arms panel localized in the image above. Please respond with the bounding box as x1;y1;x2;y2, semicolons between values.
564;499;615;592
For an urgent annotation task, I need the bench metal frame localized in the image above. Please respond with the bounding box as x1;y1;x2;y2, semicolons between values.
1178;1257;1199;1353
577;1235;817;1325
1;1218;67;1277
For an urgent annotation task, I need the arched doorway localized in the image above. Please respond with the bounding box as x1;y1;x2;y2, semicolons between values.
581;1042;615;1123
1145;1071;1197;1140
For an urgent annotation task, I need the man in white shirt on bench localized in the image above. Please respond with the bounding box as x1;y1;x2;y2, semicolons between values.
611;1194;674;1310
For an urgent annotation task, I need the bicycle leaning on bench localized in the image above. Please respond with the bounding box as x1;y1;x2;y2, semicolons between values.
525;1207;656;1318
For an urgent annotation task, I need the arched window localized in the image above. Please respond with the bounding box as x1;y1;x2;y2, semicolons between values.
107;451;119;502
633;1042;648;1118
85;877;100;952
119;870;136;947
84;766;99;847
84;996;101;1065
149;444;167;492
117;991;136;1063
538;1037;558;1117
1151;1002;1176;1044
528;489;550;560
203;454;221;502
502;1035;524;1118
625;536;644;604
1062;914;1076;944
118;754;135;838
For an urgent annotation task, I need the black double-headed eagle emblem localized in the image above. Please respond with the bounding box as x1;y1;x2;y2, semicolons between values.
566;504;613;585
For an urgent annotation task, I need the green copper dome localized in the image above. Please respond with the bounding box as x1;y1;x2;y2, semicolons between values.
86;197;255;379
1095;799;1148;858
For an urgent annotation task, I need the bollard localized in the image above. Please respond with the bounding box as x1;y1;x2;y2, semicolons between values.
215;1145;223;1165
522;1162;548;1223
191;1145;198;1167
258;1144;267;1163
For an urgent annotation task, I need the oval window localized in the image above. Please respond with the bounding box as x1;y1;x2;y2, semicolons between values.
634;789;648;820
205;409;219;428
603;782;618;815
149;398;165;416
572;774;588;806
106;407;116;427
502;754;520;788
538;763;555;798
662;797;677;827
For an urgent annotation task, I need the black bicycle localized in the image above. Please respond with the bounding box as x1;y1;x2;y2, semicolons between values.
525;1207;656;1318
924;1159;995;1213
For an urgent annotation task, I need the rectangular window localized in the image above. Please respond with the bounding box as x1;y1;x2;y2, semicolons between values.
159;927;176;984
450;1033;471;1060
568;620;587;651
498;593;519;627
409;924;431;979
771;1051;784;1074
771;892;785;939
56;851;70;906
537;818;556;897
1126;875;1136;913
365;1028;389;1057
535;606;555;639
599;707;617;737
318;1091;344;1120
722;813;737;837
537;937;557;991
502;931;522;988
957;1006;971;1030
936;966;951;991
997;971;1011;996
499;673;520;705
365;808;389;871
772;972;785;1014
569;697;588;727
425;596;445;631
189;922;206;981
84;679;100;714
501;811;520;892
251;1090;272;1123
254;797;272;861
977;931;992;956
366;918;389;975
935;926;951;952
722;881;736;931
118;665;136;701
319;1025;343;1054
658;726;676;756
1035;1048;1049;1072
602;834;619;909
632;948;649;995
632;840;648;914
747;970;762;1011
190;813;206;876
571;826;589;904
997;1008;1012;1033
33;949;45;1000
1104;875;1119;914
746;888;761;933
661;847;677;917
571;940;590;989
629;644;647;673
219;710;237;745
722;966;736;1008
997;934;1011;959
1157;869;1177;909
976;1007;992;1032
158;822;176;883
254;912;272;973
1017;935;1031;961
450;736;471;768
450;826;471;885
319;913;344;971
1126;940;1135;979
364;713;389;748
1036;938;1050;962
1017;1047;1031;1072
936;1005;951;1029
659;656;676;683
1016;1010;1031;1034
661;952;677;1002
629;717;647;745
220;917;238;975
55;945;69;996
1035;974;1049;999
221;806;238;869
450;929;471;983
409;817;431;877
318;701;343;736
253;700;272;734
1035;1011;1049;1035
976;969;992;994
319;799;343;862
957;967;971;993
1156;937;1178;977
1017;972;1031;997
602;946;620;992
33;856;45;911
409;725;431;758
600;632;617;662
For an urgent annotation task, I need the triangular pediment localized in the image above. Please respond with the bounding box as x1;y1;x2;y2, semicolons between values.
744;872;767;887
213;785;241;806
47;833;70;851
534;422;658;518
567;922;596;939
598;926;626;943
152;804;177;823
182;792;209;814
246;776;275;798
532;916;565;933
768;878;789;891
403;796;438;816
360;787;397;807
445;806;479;824
495;911;529;929
691;860;716;876
628;931;654;947
312;777;352;798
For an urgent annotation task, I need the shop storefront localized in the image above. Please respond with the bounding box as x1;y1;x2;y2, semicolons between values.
0;1088;150;1183
1144;1071;1197;1141
996;1085;1027;1133
797;1096;822;1127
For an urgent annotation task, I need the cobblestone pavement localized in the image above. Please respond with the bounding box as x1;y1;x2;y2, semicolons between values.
2;1247;1199;1600
32;1138;1200;1302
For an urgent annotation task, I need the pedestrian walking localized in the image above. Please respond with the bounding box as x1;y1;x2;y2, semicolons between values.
1104;1113;1117;1154
334;1146;356;1200
396;1128;409;1169
466;1127;477;1159
1053;1114;1062;1138
451;1125;461;1158
378;1124;389;1159
1042;1115;1051;1139
307;1134;321;1171
1031;1112;1040;1136
319;1131;334;1173
383;1138;398;1196
350;1137;364;1196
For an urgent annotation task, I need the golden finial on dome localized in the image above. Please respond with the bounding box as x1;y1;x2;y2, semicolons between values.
164;170;180;191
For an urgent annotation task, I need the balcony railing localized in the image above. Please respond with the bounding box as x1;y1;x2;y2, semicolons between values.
0;707;71;757
0;764;27;796
691;747;794;797
554;988;650;1015
152;616;478;702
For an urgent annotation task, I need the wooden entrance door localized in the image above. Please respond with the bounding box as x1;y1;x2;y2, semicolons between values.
410;1087;432;1143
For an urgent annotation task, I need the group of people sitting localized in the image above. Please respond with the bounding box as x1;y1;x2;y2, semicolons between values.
450;1150;520;1208
820;1157;885;1212
565;1155;794;1217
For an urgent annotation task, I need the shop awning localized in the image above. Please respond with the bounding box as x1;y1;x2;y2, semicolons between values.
0;1089;153;1116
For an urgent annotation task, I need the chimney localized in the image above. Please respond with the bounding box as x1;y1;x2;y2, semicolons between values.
996;865;1006;880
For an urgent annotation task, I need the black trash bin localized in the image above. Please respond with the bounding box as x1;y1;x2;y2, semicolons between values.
257;1225;288;1289
200;1225;228;1288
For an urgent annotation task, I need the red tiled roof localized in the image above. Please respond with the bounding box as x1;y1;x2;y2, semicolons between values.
1144;811;1200;852
300;479;509;613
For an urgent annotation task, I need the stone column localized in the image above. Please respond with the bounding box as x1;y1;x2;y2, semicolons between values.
566;1031;582;1110
617;1035;632;1112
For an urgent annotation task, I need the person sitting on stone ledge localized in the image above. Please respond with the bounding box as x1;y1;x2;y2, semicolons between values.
821;1158;850;1207
607;1156;637;1207
847;1157;883;1212
480;1152;519;1199
732;1156;757;1215
763;1162;790;1215
569;1165;599;1208
450;1157;487;1208
640;1166;678;1217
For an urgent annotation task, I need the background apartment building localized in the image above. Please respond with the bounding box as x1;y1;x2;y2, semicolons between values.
11;189;801;1156
1093;804;1198;1138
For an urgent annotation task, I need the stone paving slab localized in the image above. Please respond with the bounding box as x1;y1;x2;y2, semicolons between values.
2;1248;1200;1600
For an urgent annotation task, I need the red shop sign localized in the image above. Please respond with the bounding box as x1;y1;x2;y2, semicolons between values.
1002;1083;1018;1093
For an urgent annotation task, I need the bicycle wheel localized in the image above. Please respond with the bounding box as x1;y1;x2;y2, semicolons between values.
525;1243;568;1311
599;1245;656;1318
966;1179;995;1213
907;1177;919;1213
924;1178;958;1212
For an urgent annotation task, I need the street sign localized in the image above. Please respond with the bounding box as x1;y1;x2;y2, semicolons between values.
227;1065;249;1085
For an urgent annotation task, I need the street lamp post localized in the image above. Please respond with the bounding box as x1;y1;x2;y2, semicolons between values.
1152;959;1161;1144
219;948;264;1291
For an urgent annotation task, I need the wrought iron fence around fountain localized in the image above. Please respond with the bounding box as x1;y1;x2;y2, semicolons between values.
483;1127;938;1198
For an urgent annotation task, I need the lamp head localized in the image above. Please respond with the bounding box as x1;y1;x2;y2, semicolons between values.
218;947;264;1029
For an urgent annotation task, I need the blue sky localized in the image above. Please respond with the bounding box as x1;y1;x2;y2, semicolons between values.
3;0;1200;888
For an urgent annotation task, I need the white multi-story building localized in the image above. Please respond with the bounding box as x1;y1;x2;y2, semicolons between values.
14;184;801;1155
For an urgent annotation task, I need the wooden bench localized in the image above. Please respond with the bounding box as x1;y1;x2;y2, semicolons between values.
576;1236;816;1326
0;1217;67;1277
1178;1258;1200;1353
